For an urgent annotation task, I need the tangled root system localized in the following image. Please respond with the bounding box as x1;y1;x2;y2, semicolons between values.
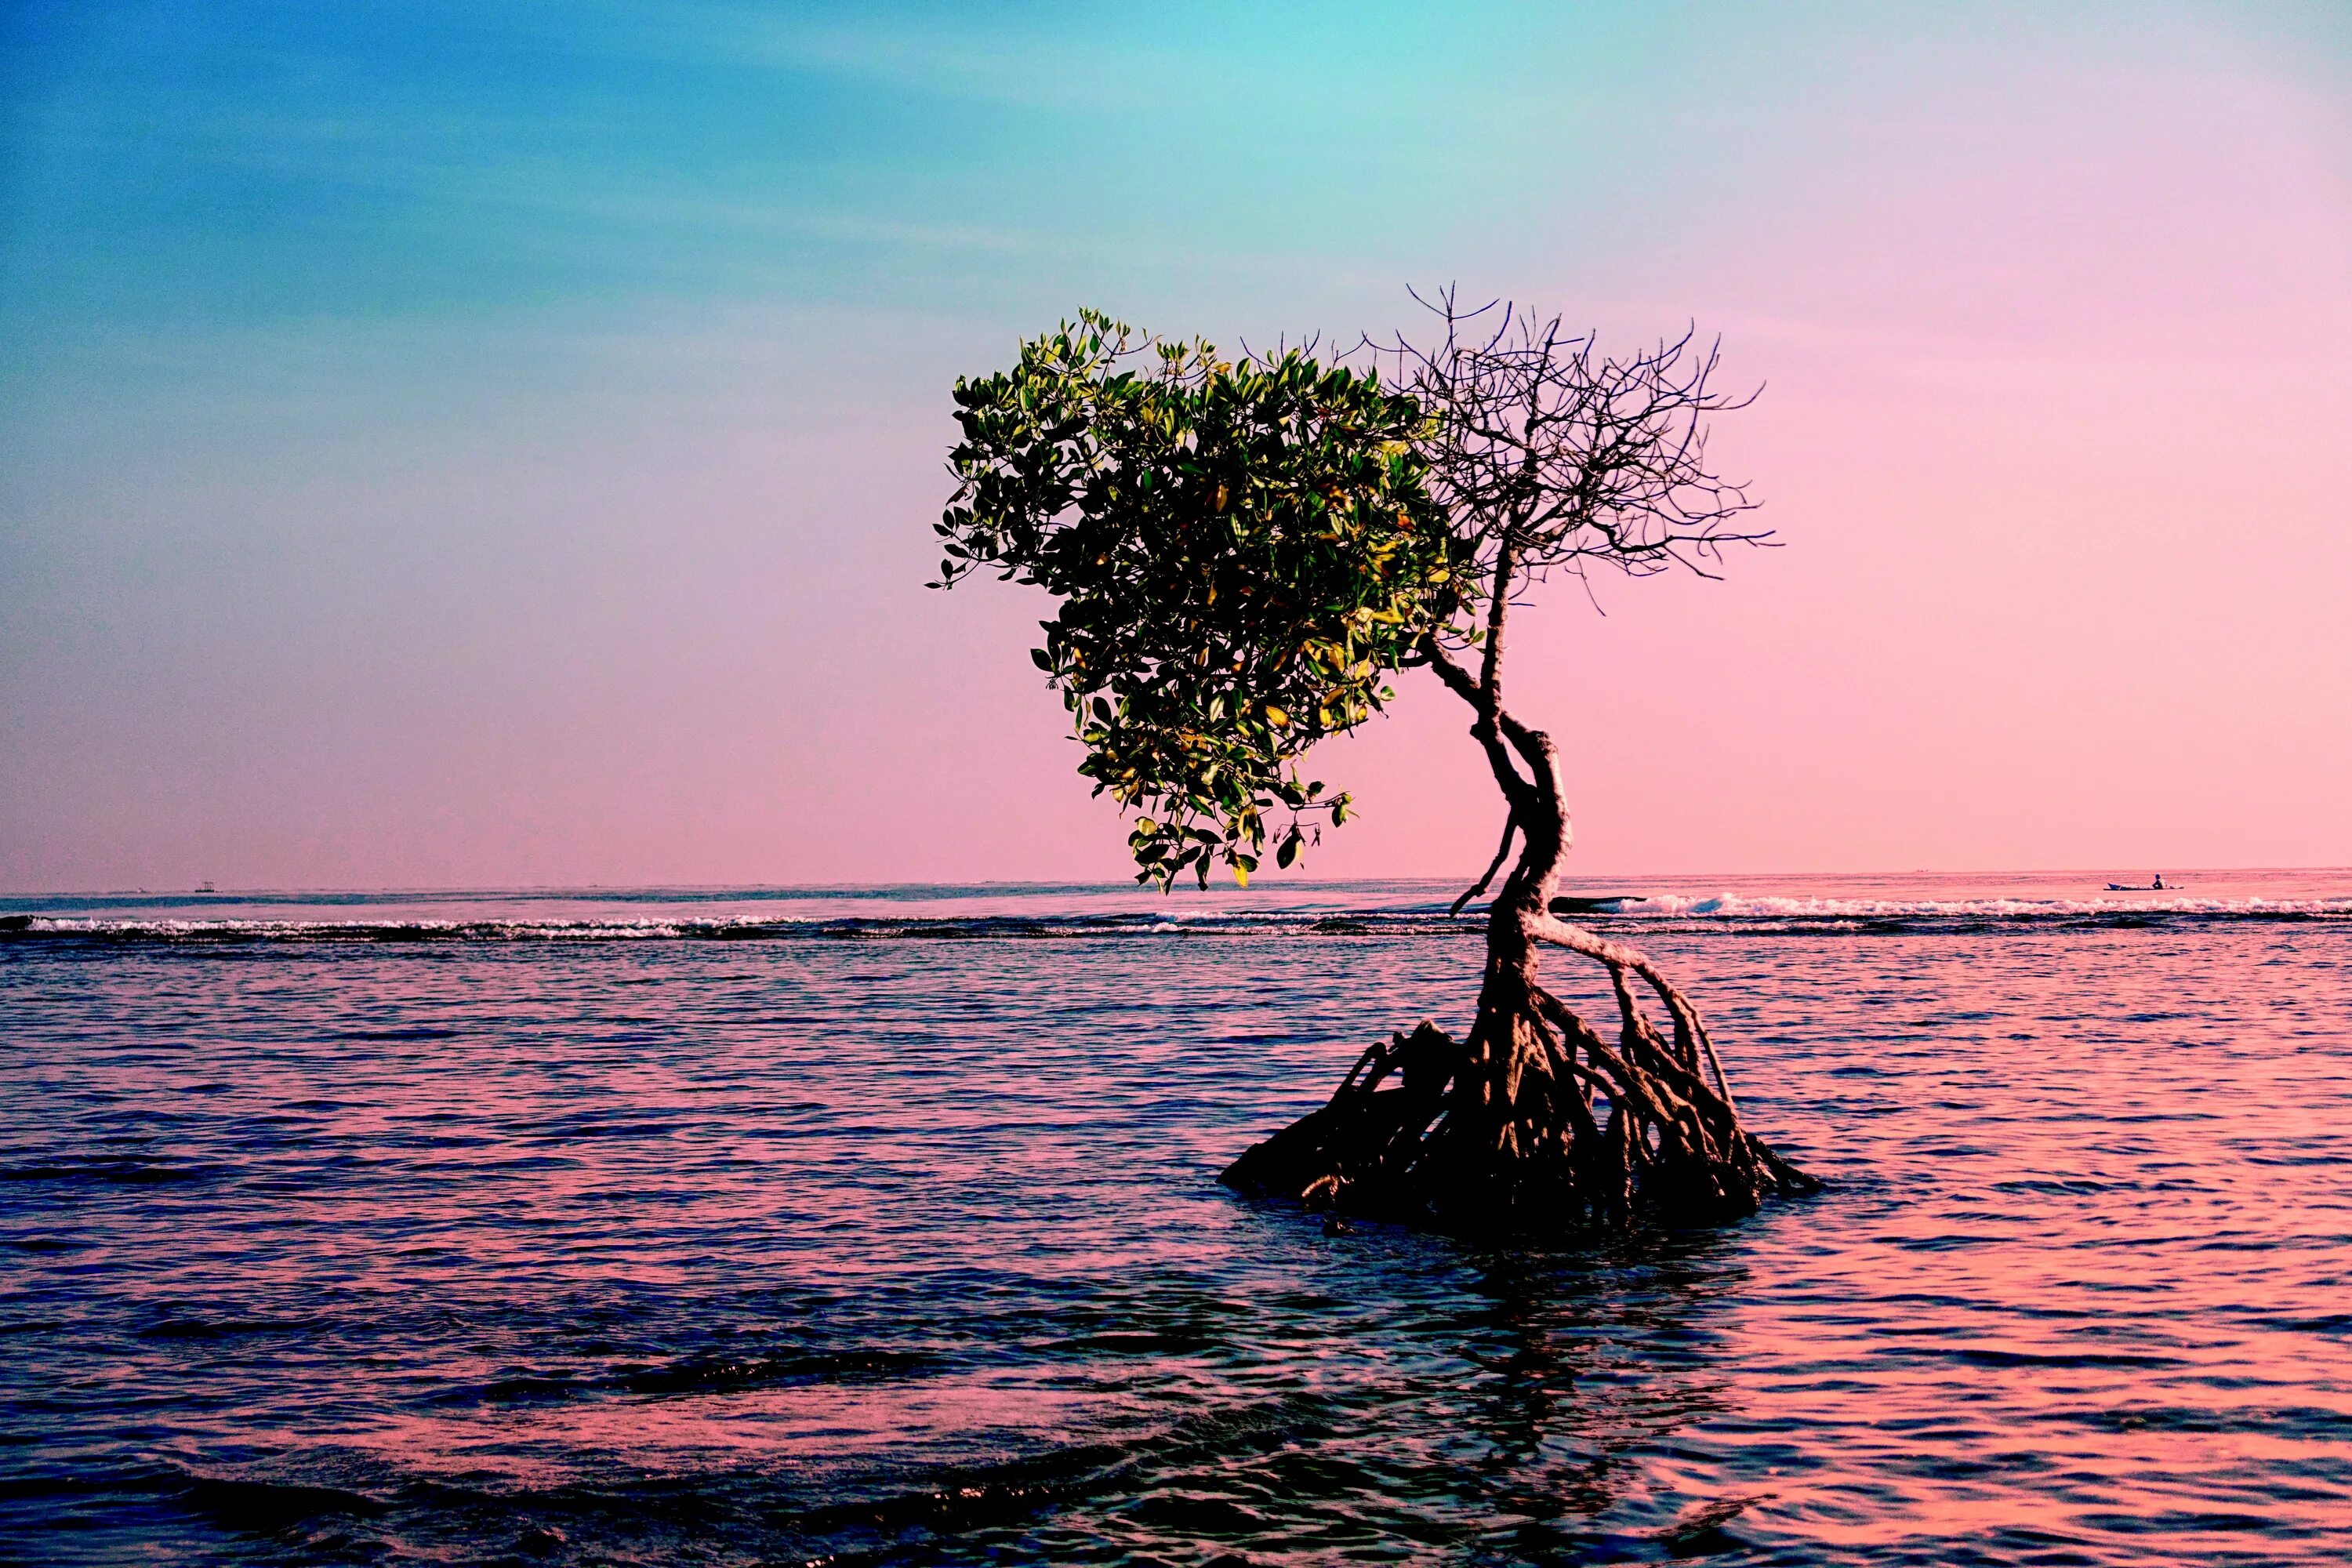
1221;924;1817;1230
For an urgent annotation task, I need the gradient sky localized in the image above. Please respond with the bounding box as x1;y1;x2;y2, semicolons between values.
4;1;2349;891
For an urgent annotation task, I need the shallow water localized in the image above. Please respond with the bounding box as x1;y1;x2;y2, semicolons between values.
4;872;2349;1564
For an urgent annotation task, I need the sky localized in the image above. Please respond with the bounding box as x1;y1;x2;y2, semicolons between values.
2;1;2349;891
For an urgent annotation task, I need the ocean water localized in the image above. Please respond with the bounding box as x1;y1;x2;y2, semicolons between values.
3;869;2348;1566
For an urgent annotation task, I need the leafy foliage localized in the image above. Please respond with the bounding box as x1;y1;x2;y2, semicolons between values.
938;311;1472;887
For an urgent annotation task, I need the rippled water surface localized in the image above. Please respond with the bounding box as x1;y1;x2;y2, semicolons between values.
5;871;2349;1564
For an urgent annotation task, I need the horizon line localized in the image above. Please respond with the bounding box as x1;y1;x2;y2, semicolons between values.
5;865;2347;901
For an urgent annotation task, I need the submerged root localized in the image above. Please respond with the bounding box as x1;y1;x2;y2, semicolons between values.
1220;933;1820;1231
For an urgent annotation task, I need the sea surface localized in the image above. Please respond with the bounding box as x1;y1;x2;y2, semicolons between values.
4;870;2349;1566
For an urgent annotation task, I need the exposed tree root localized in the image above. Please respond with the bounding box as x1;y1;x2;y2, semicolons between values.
1221;924;1819;1230
1221;625;1819;1232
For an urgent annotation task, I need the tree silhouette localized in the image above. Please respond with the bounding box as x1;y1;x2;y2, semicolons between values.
938;296;1816;1228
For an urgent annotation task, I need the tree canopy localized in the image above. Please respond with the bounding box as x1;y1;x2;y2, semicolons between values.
937;299;1762;889
938;311;1472;887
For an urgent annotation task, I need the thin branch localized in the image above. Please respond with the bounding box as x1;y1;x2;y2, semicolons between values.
1450;811;1519;916
1352;289;1773;611
1478;537;1515;702
1417;635;1535;808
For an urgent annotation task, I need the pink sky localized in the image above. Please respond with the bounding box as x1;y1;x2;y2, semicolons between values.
2;4;2347;889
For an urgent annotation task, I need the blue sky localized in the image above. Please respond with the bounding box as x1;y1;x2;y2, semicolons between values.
21;2;2343;333
5;2;1575;325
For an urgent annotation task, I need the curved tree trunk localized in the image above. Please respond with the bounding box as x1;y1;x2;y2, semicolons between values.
1221;636;1817;1230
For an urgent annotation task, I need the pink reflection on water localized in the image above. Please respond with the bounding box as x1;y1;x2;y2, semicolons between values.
8;873;2350;1562
333;1371;1121;1487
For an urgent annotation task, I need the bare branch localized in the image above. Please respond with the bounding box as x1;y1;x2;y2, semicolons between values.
1477;538;1515;702
1450;811;1519;917
1354;290;1774;686
1415;634;1536;807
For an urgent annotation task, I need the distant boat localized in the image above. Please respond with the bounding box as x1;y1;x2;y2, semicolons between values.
194;882;217;894
2104;881;2172;891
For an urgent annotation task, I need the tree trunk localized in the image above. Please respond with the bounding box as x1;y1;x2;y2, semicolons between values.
1221;670;1818;1230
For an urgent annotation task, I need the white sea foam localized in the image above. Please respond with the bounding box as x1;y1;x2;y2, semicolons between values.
1604;893;2352;920
16;916;712;939
6;885;2346;939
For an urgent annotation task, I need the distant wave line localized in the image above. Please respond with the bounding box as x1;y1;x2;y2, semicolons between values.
4;896;2346;946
